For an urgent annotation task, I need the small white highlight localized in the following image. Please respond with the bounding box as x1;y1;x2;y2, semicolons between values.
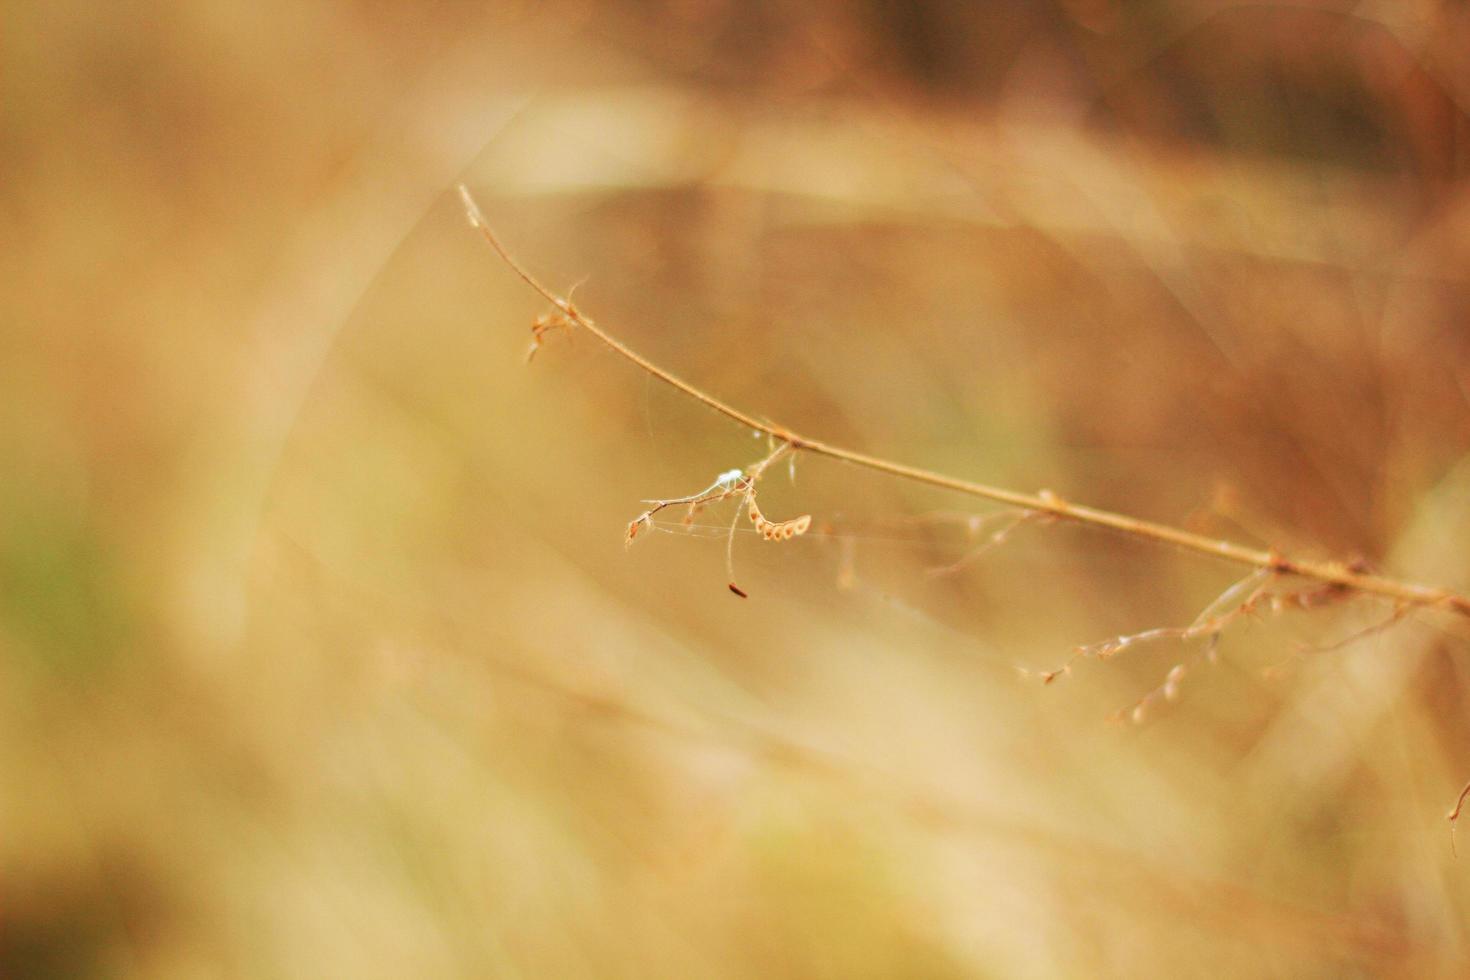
458;183;486;229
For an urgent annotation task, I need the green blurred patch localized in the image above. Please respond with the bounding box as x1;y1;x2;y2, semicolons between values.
0;486;131;674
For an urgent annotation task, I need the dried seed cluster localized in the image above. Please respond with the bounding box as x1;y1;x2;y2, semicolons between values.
747;497;811;542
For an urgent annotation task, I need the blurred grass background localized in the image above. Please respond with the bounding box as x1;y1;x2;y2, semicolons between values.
6;1;1470;976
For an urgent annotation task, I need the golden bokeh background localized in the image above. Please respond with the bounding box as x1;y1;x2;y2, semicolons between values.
6;2;1470;976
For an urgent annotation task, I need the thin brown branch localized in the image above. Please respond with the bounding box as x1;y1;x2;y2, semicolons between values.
459;186;1470;619
1450;780;1470;857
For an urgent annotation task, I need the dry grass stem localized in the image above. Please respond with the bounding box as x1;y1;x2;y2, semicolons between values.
458;184;1470;623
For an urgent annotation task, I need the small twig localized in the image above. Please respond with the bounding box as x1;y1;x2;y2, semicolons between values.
459;185;1470;619
723;442;808;597
1114;654;1200;726
1297;605;1410;655
1030;570;1275;686
1260;605;1413;680
627;469;749;544
1450;781;1470;857
623;441;807;597
924;509;1034;578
